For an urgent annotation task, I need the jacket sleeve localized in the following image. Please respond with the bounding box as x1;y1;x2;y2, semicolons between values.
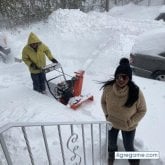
130;90;147;126
43;44;54;60
101;89;108;117
22;47;32;67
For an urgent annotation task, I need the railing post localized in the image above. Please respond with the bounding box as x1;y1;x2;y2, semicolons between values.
81;124;87;165
58;125;66;165
41;126;52;165
91;124;94;165
22;127;35;165
99;123;102;165
106;123;110;163
0;134;13;165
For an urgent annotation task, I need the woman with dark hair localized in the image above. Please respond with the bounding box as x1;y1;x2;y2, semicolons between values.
101;58;147;165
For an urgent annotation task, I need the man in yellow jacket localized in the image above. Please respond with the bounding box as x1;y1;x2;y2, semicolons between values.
22;32;58;93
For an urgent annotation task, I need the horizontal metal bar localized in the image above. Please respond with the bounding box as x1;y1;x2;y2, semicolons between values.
42;63;61;71
0;121;111;134
47;74;64;82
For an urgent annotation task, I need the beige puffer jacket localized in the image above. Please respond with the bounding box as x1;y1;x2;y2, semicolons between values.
101;83;147;131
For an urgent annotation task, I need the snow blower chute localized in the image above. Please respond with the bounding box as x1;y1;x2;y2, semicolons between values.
42;63;93;110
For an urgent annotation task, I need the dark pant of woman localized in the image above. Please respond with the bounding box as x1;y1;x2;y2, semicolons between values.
31;72;46;93
108;127;140;165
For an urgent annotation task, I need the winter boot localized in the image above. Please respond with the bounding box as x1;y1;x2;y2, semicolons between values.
128;159;140;165
108;151;115;165
108;159;114;165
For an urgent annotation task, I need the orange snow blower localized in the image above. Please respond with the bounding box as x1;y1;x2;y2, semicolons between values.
42;63;93;110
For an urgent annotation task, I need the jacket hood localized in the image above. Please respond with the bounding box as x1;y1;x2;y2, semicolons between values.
27;32;41;45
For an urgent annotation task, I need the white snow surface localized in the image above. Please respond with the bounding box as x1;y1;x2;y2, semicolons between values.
0;3;165;165
132;28;165;55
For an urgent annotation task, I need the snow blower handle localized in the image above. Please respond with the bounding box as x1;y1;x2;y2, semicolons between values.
42;63;61;73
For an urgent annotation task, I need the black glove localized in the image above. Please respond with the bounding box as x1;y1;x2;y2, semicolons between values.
30;63;39;70
51;58;58;63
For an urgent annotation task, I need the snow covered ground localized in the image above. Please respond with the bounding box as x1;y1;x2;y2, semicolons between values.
0;3;165;165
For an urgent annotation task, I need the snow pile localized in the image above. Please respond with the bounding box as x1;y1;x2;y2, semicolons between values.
132;28;165;55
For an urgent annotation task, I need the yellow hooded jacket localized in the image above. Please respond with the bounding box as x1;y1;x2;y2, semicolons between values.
22;32;54;74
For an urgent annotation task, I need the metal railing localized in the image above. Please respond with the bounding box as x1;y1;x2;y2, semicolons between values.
0;121;111;165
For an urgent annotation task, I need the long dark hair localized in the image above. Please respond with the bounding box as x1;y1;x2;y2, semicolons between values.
101;79;139;107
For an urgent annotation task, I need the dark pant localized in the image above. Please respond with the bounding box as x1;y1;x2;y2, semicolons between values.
108;127;135;152
31;72;46;92
108;127;139;164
